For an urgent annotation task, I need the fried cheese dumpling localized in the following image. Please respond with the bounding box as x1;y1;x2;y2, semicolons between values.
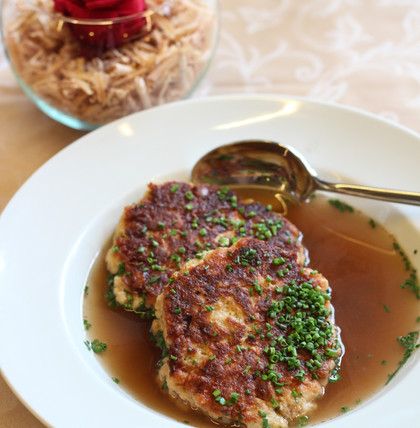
105;182;306;316
152;237;341;428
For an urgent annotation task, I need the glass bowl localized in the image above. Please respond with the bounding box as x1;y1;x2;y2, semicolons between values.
1;0;219;130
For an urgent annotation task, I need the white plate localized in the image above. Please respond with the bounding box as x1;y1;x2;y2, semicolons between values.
0;94;419;428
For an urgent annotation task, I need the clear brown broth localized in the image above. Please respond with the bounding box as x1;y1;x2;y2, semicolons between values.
84;192;420;427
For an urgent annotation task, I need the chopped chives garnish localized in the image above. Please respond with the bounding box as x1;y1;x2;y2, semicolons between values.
298;415;309;426
230;392;239;403
219;237;230;247
382;302;391;313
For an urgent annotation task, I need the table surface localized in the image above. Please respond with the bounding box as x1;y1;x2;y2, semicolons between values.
2;0;420;426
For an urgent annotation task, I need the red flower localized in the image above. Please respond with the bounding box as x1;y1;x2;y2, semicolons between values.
54;0;148;56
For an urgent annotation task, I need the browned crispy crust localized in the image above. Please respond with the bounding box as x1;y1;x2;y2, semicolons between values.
106;182;305;313
153;237;341;427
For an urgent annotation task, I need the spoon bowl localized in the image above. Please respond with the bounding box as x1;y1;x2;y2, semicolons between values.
191;140;420;206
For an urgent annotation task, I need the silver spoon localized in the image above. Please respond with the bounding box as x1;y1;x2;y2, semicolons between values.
191;140;420;206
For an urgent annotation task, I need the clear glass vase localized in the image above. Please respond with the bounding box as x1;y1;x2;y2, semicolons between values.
1;0;219;130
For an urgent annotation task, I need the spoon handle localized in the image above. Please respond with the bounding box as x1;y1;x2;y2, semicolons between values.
315;178;420;206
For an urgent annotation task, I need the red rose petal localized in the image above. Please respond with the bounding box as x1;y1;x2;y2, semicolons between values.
84;0;124;11
53;0;147;56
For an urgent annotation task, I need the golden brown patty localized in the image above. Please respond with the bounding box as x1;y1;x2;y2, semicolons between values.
152;237;341;427
106;182;305;314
